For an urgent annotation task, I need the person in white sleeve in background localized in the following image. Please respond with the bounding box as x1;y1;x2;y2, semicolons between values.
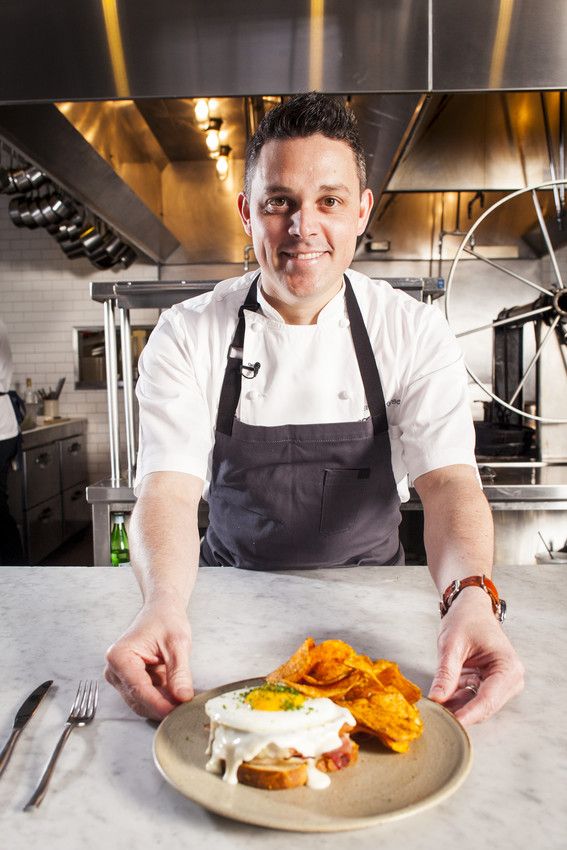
105;93;524;723
0;318;24;565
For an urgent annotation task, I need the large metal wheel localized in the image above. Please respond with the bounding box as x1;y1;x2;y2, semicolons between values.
445;179;567;425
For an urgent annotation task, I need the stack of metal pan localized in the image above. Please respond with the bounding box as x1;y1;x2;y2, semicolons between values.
0;163;136;270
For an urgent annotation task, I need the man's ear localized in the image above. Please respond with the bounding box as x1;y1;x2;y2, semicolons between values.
238;193;252;237
357;188;374;237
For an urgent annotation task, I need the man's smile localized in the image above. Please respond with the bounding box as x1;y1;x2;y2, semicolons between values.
281;250;328;261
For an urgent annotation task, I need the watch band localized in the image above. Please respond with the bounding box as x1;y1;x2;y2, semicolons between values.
439;574;506;622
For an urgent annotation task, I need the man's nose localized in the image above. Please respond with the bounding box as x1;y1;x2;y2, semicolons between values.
288;207;319;238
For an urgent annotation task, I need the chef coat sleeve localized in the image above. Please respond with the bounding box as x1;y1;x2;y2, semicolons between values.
398;305;479;485
133;309;213;496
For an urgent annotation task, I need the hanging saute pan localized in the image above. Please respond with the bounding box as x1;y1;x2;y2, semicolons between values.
8;197;24;226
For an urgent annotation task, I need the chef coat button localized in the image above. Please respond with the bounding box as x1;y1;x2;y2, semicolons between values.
339;318;350;328
246;390;263;401
250;321;261;332
338;390;350;400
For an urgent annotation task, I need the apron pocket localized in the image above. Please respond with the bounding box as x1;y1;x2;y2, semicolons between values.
320;468;371;535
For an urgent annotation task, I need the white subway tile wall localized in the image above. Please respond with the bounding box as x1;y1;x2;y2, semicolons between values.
0;194;158;483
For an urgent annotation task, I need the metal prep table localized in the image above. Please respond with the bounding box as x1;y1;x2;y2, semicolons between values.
401;462;567;565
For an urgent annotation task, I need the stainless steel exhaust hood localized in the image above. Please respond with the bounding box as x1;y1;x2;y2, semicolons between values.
0;93;426;264
1;1;567;265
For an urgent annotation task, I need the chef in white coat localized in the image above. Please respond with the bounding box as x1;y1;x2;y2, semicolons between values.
105;93;524;724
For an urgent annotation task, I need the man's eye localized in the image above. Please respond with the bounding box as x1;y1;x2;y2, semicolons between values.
322;197;340;207
266;197;288;209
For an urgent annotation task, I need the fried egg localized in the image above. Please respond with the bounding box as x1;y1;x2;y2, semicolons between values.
205;683;355;787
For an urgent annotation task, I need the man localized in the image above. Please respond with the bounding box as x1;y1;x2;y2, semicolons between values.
0;318;24;565
105;93;524;724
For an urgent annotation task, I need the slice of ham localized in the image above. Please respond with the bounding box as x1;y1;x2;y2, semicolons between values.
291;734;356;773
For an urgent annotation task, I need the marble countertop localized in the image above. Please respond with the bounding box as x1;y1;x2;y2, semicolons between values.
1;564;564;849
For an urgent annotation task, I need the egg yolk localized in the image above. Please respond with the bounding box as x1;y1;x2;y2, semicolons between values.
244;685;306;711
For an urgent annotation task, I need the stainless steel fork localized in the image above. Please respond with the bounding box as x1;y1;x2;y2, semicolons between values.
24;680;98;811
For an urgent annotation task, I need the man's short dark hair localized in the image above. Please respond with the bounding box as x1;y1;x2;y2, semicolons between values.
244;92;367;197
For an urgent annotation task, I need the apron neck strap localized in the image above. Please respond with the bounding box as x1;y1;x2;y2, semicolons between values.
215;272;388;436
216;273;261;435
343;274;388;435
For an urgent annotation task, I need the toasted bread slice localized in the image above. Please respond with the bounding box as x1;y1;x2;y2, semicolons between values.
237;758;308;790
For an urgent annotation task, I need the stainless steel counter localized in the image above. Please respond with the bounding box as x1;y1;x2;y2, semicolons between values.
477;462;567;505
20;418;87;450
398;462;567;510
86;464;567;566
404;462;567;564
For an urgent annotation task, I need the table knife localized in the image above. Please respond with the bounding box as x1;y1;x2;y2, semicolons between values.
0;681;53;778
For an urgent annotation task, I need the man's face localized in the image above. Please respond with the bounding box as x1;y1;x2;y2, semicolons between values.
238;134;373;317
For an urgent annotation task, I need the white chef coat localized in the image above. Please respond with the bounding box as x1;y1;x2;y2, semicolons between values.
134;269;478;501
0;319;18;441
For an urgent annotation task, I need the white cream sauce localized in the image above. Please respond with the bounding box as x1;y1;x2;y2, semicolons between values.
205;712;354;789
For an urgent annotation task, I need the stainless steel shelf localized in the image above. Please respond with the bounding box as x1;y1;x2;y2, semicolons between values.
404;463;567;504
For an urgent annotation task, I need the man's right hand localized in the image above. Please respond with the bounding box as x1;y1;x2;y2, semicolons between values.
105;601;193;720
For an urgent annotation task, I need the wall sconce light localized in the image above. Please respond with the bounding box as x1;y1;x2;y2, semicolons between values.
216;145;231;181
205;118;223;155
194;98;209;128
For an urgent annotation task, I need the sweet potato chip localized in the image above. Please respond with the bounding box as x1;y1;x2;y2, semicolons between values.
342;681;386;701
338;692;423;746
344;653;381;679
266;637;423;754
303;672;352;686
375;664;422;704
306;640;355;683
266;637;315;683
279;671;362;699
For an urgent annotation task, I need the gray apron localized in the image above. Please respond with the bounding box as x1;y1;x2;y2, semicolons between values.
201;273;403;569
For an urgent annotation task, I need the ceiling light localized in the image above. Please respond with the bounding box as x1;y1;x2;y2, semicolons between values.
194;98;209;127
216;145;231;181
206;118;223;154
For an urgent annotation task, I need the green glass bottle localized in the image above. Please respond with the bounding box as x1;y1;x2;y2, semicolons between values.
110;513;130;566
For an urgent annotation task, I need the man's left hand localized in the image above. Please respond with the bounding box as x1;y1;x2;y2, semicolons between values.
427;589;525;725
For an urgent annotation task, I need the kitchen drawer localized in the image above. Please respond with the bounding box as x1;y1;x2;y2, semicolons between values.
26;494;62;564
23;444;60;508
62;481;90;540
6;464;24;523
60;434;87;490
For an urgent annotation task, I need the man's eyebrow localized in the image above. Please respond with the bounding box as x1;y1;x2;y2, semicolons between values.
263;185;294;195
262;183;352;195
319;183;351;195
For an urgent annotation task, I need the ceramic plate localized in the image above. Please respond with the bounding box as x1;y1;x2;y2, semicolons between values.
153;677;472;832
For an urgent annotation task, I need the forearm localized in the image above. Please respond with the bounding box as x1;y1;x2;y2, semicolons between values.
129;472;203;609
417;468;493;594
